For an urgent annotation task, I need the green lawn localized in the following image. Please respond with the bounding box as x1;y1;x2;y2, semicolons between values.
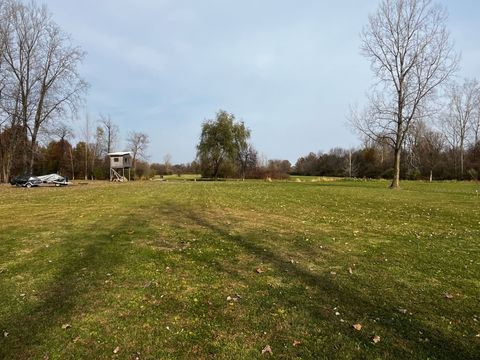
0;180;479;359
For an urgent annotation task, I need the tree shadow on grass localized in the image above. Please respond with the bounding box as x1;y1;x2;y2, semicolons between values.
0;216;153;359
161;201;479;360
1;199;477;359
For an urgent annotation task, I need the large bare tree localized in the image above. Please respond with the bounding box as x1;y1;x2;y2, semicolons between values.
352;0;458;188
1;1;87;175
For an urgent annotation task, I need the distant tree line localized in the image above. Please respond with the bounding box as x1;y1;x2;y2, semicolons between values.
150;161;198;176
294;117;480;181
2;113;150;181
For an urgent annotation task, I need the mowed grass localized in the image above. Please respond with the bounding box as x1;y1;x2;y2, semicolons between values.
0;180;479;359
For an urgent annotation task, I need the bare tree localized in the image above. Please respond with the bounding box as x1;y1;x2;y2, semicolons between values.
126;131;149;178
474;101;480;146
54;123;75;179
2;1;87;174
471;83;480;152
419;128;445;181
91;125;105;178
352;0;458;188
237;143;257;181
233;121;252;181
442;79;479;176
163;153;172;174
343;148;359;178
99;113;119;154
81;111;92;180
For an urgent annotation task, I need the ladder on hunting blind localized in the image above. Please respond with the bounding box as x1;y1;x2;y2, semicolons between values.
110;168;128;182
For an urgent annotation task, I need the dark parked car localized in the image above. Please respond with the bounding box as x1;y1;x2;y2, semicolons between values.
10;175;43;188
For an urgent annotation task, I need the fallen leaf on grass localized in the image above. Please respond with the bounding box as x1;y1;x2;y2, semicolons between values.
73;336;80;343
353;323;362;331
61;324;71;330
348;267;353;275
226;295;241;302
292;340;301;346
444;293;454;299
372;335;381;344
261;345;273;355
113;346;120;354
255;268;264;273
3;331;8;337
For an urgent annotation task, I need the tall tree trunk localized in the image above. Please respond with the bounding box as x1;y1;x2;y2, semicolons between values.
28;132;38;174
90;146;96;180
348;151;352;178
84;143;88;180
391;92;404;189
460;147;464;178
390;147;401;189
22;126;29;174
69;146;75;180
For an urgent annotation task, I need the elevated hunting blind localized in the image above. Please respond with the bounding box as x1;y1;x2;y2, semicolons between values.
108;152;132;181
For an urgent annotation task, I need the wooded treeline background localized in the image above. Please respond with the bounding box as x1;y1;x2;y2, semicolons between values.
1;0;480;183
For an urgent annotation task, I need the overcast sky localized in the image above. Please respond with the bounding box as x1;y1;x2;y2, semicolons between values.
44;0;480;164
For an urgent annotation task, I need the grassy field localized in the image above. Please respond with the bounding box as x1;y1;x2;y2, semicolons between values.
0;180;479;359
